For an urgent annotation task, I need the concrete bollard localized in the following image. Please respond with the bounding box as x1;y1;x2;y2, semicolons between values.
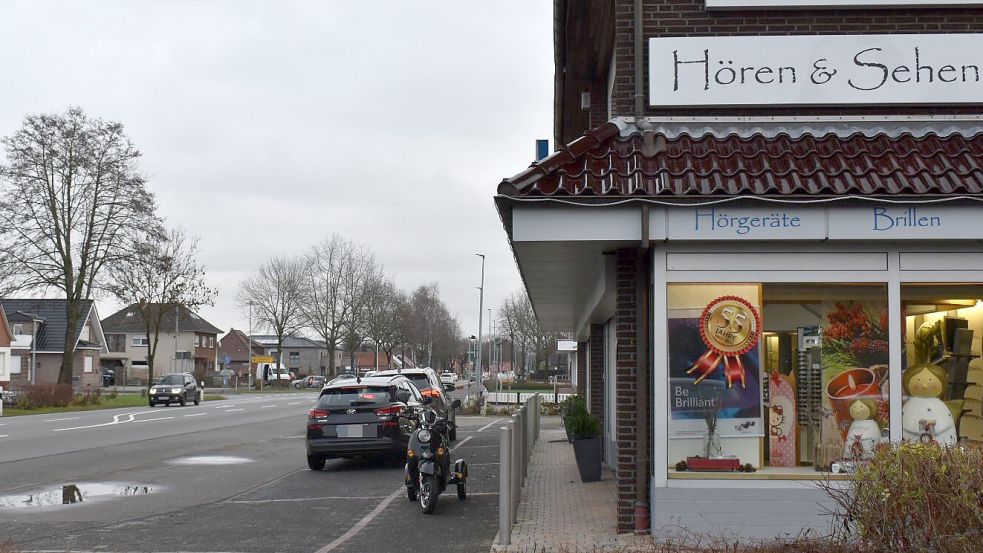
499;425;512;546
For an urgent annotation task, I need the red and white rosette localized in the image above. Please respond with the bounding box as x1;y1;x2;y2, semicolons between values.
686;295;761;389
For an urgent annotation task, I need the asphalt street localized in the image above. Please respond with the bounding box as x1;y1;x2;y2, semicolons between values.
0;383;504;553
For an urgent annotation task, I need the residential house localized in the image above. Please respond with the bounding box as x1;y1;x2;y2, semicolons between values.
217;329;264;378
250;334;334;376
0;305;13;389
101;304;221;385
0;299;107;388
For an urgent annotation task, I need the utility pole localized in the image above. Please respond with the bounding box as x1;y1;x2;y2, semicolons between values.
475;253;485;396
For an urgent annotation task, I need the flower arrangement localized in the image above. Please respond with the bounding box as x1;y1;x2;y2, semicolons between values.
824;302;889;369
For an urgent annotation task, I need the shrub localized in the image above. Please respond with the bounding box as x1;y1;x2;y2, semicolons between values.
823;441;983;552
565;406;601;439
13;383;74;409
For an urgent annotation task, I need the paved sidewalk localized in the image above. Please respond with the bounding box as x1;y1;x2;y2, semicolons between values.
493;417;654;553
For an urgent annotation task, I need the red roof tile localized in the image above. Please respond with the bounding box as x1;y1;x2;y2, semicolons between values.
499;121;983;198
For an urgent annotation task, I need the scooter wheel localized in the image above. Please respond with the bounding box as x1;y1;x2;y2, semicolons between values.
406;486;417;502
419;475;438;514
457;481;467;500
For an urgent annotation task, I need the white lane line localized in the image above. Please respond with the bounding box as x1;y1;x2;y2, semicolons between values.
184;413;207;418
225;408;245;412
452;436;473;451
42;417;80;422
313;487;403;553
476;418;503;433
54;411;155;432
229;495;388;504
134;416;174;423
216;405;236;408
288;401;303;405
0;435;8;438
278;434;305;439
260;405;277;409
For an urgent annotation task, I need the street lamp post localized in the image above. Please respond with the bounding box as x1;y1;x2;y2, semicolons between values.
475;254;485;397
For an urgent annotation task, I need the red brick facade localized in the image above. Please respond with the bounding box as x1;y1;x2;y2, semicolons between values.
614;248;641;533
588;323;605;424
610;1;983;119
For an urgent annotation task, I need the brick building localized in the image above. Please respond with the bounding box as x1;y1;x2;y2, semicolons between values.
497;0;983;539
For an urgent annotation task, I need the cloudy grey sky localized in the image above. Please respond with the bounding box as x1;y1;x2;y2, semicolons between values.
0;1;552;337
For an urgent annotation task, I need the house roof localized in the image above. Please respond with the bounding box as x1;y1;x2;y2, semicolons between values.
220;328;264;350
250;335;326;349
101;304;222;335
498;118;983;199
0;299;95;353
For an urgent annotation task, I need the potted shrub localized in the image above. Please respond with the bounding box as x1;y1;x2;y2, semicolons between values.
561;395;586;442
568;409;602;482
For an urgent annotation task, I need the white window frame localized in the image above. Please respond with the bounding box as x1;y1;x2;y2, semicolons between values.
653;241;983;490
132;336;149;347
10;354;22;374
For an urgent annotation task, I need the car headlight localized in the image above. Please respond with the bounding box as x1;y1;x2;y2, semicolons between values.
418;429;432;443
150;387;158;393
171;388;182;394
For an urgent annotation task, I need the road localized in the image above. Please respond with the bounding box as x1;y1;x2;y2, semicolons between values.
0;383;504;553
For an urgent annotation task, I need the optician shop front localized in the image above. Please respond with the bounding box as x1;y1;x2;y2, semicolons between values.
496;118;983;538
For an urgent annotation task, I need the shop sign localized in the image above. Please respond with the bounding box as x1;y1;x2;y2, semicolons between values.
827;205;983;240
649;34;983;107
666;207;825;240
706;0;983;8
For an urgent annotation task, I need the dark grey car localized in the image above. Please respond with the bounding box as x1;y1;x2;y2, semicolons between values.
149;373;201;407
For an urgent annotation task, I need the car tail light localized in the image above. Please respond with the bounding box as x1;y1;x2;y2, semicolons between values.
308;409;328;419
375;405;402;421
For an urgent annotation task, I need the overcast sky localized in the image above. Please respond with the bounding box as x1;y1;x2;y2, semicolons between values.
0;1;552;338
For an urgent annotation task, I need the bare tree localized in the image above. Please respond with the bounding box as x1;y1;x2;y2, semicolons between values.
236;256;306;373
340;247;377;374
364;276;405;371
0;108;158;384
302;235;352;376
107;227;216;389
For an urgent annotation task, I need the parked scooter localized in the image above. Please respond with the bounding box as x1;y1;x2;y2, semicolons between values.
404;397;467;514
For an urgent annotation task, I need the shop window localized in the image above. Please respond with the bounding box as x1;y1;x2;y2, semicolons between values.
901;284;983;446
667;283;890;474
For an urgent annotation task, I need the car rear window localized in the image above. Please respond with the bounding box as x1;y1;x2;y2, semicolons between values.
316;386;393;409
405;374;433;391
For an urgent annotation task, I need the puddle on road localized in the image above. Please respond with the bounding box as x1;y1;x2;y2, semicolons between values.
0;483;155;508
168;455;253;466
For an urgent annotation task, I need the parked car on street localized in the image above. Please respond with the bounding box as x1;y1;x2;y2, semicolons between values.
149;373;201;407
292;375;325;389
374;368;459;440
305;374;424;469
440;372;456;385
328;372;357;385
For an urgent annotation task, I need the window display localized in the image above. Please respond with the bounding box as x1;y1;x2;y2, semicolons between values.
668;283;890;473
902;284;983;446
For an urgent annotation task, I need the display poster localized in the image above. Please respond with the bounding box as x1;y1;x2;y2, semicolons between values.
818;300;890;463
768;372;798;466
668;285;764;438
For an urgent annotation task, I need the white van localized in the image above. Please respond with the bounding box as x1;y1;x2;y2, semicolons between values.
256;362;292;383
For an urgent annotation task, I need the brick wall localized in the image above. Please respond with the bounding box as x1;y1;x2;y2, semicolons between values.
614;249;640;533
588;324;605;424
577;340;587;396
607;0;983;119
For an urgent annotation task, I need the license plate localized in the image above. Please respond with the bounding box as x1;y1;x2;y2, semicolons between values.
156;395;169;400
338;425;376;438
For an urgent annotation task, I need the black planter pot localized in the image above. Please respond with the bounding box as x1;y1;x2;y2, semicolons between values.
572;436;602;482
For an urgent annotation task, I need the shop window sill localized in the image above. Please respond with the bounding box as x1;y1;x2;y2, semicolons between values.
668;467;851;481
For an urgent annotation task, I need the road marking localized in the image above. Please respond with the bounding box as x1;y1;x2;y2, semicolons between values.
184;413;207;418
0;435;8;438
313;487;403;553
135;416;174;423
288;401;303;405
260;404;277;408
277;434;305;439
53;411;156;432
476;418;503;432
43;417;80;422
452;436;473;450
229;495;388;504
225;408;245;412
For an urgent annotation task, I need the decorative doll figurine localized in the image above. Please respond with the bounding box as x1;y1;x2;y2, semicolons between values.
842;399;881;460
902;364;957;445
902;321;957;446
